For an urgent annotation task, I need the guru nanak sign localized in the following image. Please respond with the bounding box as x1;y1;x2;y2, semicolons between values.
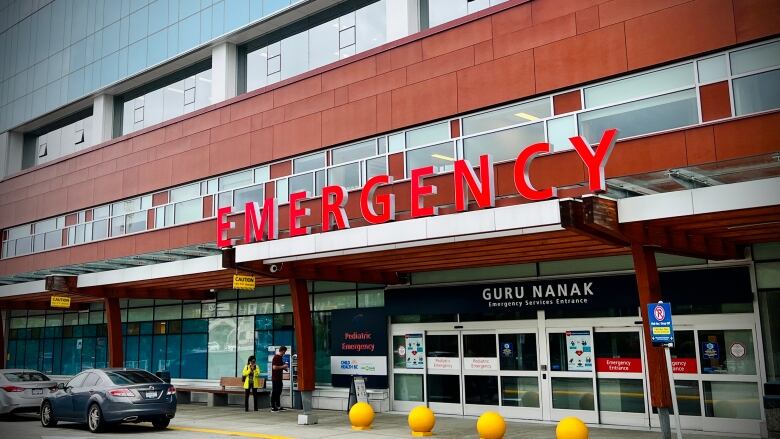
216;129;618;247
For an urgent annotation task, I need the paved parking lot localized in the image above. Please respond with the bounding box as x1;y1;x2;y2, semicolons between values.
0;404;760;438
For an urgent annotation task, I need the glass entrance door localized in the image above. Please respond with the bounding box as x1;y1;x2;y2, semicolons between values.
545;328;599;423
462;332;500;415
593;328;648;427
426;331;462;415
496;331;542;419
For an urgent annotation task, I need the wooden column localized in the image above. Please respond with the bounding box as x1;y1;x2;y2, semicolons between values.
289;278;315;392
0;310;6;369
104;297;124;367
631;243;673;409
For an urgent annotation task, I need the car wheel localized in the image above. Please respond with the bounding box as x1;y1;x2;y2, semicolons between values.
40;401;58;427
151;417;170;429
87;403;105;433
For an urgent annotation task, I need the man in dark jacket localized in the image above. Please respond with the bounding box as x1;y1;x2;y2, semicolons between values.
271;346;288;412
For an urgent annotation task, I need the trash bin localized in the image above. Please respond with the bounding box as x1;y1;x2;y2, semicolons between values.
765;382;780;433
156;370;171;384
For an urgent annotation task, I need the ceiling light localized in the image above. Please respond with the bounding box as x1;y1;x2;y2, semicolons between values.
514;112;540;121
431;153;455;161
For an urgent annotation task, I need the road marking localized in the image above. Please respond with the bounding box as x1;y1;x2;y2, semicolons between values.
169;426;296;439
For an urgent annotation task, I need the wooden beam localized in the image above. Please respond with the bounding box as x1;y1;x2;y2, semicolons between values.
77;287;215;300
0;299;90;311
289;278;315;392
105;297;124;367
231;258;404;285
631;244;672;410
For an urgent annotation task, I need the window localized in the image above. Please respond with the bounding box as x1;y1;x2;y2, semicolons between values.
730;40;780;76
583;64;694;108
105;370;162;385
234;184;265;210
293;152;325;173
174;199;202;224
125;212;147;234
463;99;551;135
463;123;545;164
170;183;200;202
406;122;450;149
733;69;780;116
332;140;376;165
219;171;253;191
328;163;360;190
406;141;455;175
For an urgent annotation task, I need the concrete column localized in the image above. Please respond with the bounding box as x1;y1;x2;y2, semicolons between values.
211;42;238;104
92;94;115;144
386;0;420;42
1;131;24;177
104;297;124;367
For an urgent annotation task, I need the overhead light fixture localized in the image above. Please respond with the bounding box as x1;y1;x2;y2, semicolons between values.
514;112;540;121
431;153;455;161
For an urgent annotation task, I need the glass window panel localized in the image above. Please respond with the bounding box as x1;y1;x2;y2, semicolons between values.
594;331;641;359
427;0;467;28
219;170;253;190
697;54;728;83
465;375;499;405
181;334;207;379
170;183;200;202
427;374;460;403
730;41;780;75
218;191;232;208
294;152;325;173
289;173;313;196
182;304;202;319
426;334;458;358
194;70;212;110
394;374;423;401
406;122;450;148
125;212;147;234
239;297;274;315
498;333;537;371
501;376;539;407
733;69;780;116
276;178;288;203
355;0;385;52
127;307;154;322
281;32;308;79
388;133;404;152
94;205;110;219
703;381;761;419
578;89;698;141
233;183;264;210
274;295;292;313
463;334;496;357
163;79;185;120
92;219;108;240
35;218;57;233
584;64;694;108
312;291;356;311
216;301;238;317
174;199;202;224
698;329;756;375
332;140;375;165
406;141;455;174
598;378;645;413
208;318;237;379
327;163;360;190
365;157;386;183
551;377;594;410
357;289;384;308
463;123;544;164
547;115;577;152
757;262;780;289
463;99;551;135
44;230;61;249
154;305;182;320
144;88;164;127
246;46;268;92
255;167;270;183
110;216;125;236
309;20;339;69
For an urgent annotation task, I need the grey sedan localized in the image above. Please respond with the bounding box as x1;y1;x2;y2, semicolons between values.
0;369;58;414
40;368;176;433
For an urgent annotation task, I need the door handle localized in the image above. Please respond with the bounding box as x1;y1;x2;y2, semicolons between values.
542;373;547;379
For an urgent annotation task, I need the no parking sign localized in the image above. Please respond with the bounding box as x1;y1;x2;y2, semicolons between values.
648;301;674;345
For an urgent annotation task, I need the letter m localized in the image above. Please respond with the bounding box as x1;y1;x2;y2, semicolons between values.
244;199;279;243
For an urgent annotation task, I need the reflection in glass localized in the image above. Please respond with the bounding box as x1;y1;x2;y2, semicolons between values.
426;335;459;357
234;184;264;210
332;140;376;165
730;41;780;75
733;69;780;116
703;381;760;419
597;378;644;413
289;173;313;198
405;142;455;175
394;374;424;401
174;199;202;224
499;333;537;371
584;64;694;108
328;163;360;190
463;99;551;135
406;123;450;148
501;376;539;407
551;377;594;410
365;157;386;182
463;334;496;358
427;374;460;404
208;318;237;379
463;122;545;164
465;375;499;405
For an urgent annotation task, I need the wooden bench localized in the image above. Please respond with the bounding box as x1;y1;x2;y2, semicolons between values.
177;377;269;408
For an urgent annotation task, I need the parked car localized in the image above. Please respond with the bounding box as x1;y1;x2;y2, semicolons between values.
40;368;176;433
0;369;58;415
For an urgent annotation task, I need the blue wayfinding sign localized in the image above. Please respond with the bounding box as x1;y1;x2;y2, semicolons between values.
648;301;674;345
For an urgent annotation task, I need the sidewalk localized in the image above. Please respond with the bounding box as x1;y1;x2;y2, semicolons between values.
169;404;741;439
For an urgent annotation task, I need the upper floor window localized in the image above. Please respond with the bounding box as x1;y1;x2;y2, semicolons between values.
21;110;95;170
421;0;508;29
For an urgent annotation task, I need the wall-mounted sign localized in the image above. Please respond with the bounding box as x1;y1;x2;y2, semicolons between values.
330;356;387;376
565;331;593;372
730;342;746;358
464;357;499;371
427;357;459;371
501;342;514;358
596;358;642;373
232;274;256;290
330;308;388;388
671;358;698;374
50;295;71;308
405;334;425;369
217;130;620;247
702;342;720;360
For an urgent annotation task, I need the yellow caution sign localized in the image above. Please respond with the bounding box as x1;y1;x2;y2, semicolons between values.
233;274;256;290
50;295;71;308
652;326;671;335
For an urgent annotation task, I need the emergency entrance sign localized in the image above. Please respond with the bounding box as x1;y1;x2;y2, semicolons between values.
648;301;674;345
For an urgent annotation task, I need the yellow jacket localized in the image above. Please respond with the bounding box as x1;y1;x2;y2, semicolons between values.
242;364;261;389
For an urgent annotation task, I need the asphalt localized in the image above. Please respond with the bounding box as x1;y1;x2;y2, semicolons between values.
0;403;765;439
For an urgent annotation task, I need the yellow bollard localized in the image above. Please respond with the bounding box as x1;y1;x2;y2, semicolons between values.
476;411;506;439
349;402;375;430
556;416;588;439
408;406;436;436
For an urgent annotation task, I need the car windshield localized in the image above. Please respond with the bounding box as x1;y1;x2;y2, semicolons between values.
104;370;163;385
4;372;50;382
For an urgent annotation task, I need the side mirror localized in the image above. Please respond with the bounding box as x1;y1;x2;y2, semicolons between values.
57;383;65;390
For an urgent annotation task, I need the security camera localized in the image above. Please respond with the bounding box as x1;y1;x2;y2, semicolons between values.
269;263;283;273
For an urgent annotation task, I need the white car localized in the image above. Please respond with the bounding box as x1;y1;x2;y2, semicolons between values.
0;369;58;415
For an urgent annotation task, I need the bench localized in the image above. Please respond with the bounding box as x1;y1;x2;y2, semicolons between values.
177;377;269;408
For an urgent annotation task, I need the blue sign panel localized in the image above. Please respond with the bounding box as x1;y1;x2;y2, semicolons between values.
648;301;674;345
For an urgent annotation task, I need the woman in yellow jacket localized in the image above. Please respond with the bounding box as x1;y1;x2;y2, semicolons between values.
243;355;261;411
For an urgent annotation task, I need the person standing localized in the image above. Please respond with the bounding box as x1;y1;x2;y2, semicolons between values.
242;355;261;412
271;346;288;412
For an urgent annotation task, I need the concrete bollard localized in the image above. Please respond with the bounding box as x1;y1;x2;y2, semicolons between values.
408;406;436;436
556;416;588;439
349;401;375;430
476;411;506;439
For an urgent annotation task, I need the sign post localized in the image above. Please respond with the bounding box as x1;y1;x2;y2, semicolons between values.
648;301;683;439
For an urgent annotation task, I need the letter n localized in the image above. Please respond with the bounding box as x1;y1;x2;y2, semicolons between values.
454;154;495;211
